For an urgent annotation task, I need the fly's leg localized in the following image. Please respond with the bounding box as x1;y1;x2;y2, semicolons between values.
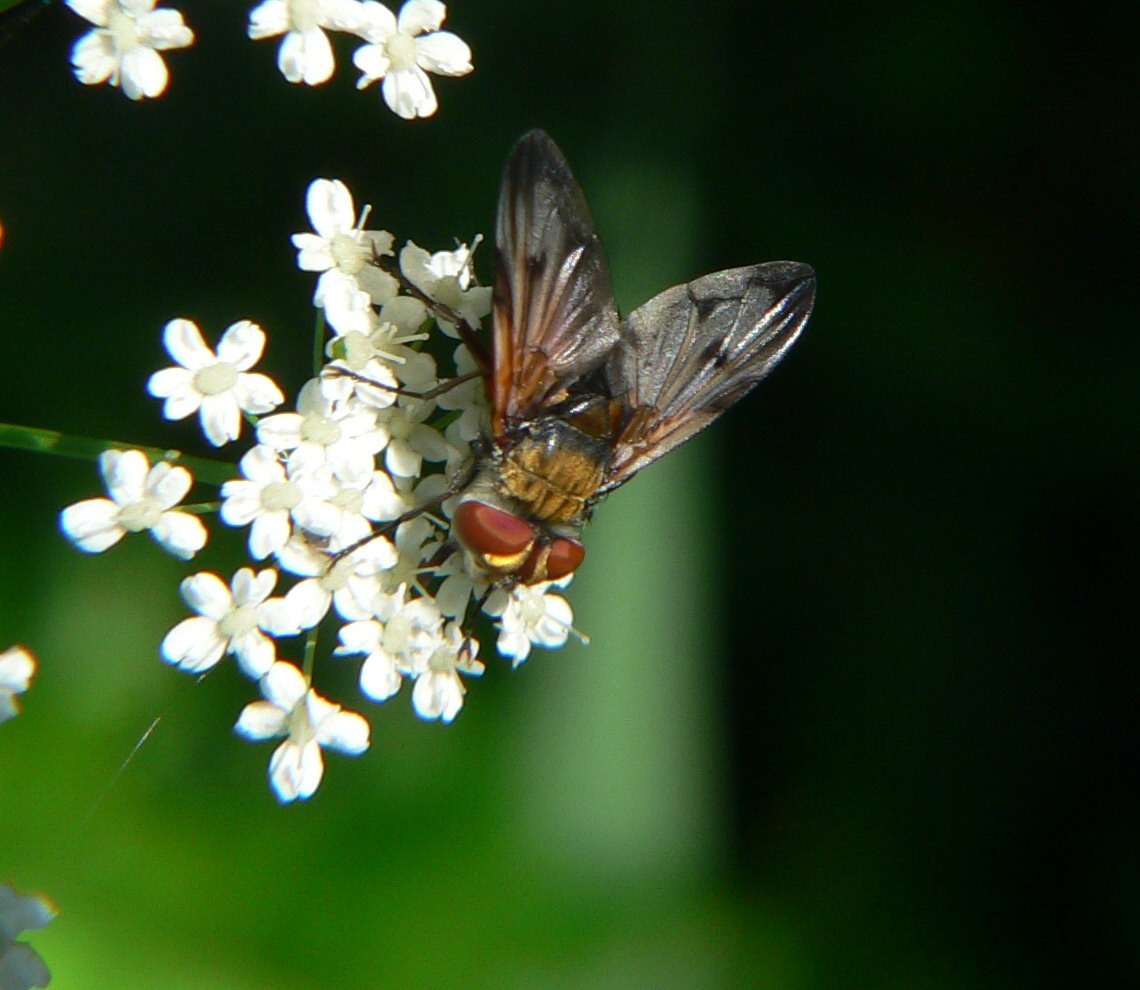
322;365;483;403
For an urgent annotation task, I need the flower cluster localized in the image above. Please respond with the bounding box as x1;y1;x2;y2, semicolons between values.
65;0;473;116
59;177;578;803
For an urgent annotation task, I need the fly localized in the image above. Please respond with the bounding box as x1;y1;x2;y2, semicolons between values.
448;130;816;585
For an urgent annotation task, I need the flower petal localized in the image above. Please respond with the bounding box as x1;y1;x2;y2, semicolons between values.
269;738;324;801
137;8;194;50
357;0;395;42
59;498;124;553
415;31;471;75
381;65;437;119
146;462;192;507
215;320;266;370
260;661;308;710
101;449;149;504
232;629;276;679
292;231;334;272
162;318;214;371
118;43;169;99
150;511;207;559
248;0;288;39
0;647;36;694
285;25;335;86
316;707;371;754
412;669;463;722
179;571;233;619
0;940;51;989
199;393;243;447
219;481;262;526
249;510;291;559
161;615;226;672
234;699;287;740
67;0;113;27
397;0;445;35
306;178;354;239
281;580;332;631
352;663;398;704
234;567;277;607
71;30;118;84
232;373;286;415
352;42;389;86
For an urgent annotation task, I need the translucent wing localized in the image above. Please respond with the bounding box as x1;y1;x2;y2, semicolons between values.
602;261;815;491
491;130;621;433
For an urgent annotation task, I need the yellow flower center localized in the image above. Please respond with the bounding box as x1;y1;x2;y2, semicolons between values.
387;32;418;72
193;363;238;396
106;5;141;53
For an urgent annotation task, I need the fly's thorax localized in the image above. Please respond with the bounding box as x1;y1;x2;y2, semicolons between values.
450;417;601;584
449;396;613;584
494;415;611;527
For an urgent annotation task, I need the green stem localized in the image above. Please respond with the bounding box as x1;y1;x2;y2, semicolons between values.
180;501;222;515
301;626;320;682
0;422;236;487
312;309;327;378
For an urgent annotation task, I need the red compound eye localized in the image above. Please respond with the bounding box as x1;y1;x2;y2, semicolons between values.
520;536;585;583
454;501;535;556
545;538;585;580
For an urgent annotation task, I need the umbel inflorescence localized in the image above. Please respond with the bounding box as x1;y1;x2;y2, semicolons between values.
60;177;577;803
64;0;473;115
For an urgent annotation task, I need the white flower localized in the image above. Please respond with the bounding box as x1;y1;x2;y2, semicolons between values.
67;0;194;101
386;514;444;593
234;661;370;802
321;282;380;341
292;179;398;306
161;569;278;679
375;400;450;477
147;318;284;448
256;379;387;482
220;445;340;559
484;581;574;665
262;533;399;633
248;0;367;85
0;883;56;990
353;0;472;119
0;647;36;724
353;469;444;524
433;550;486;618
335;587;441;702
320;357;404;414
377;294;430;337
59;449;206;559
316;468;443;550
407;620;482;722
438;344;488;458
399;239;491;335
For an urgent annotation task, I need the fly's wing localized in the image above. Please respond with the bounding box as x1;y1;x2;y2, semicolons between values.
601;261;815;491
492;130;621;433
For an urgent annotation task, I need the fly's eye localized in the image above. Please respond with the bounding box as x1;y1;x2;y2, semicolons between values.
519;536;585;583
454;501;535;556
545;538;585;580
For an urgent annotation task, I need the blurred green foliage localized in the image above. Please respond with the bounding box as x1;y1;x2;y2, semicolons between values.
1;1;1136;987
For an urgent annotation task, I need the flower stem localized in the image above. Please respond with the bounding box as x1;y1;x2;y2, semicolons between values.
312;309;327;378
179;502;222;515
0;422;235;486
302;626;319;682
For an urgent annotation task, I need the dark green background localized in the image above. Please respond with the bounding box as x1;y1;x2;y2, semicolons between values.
1;2;1136;987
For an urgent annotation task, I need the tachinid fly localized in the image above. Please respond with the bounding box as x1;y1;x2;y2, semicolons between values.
448;130;816;585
